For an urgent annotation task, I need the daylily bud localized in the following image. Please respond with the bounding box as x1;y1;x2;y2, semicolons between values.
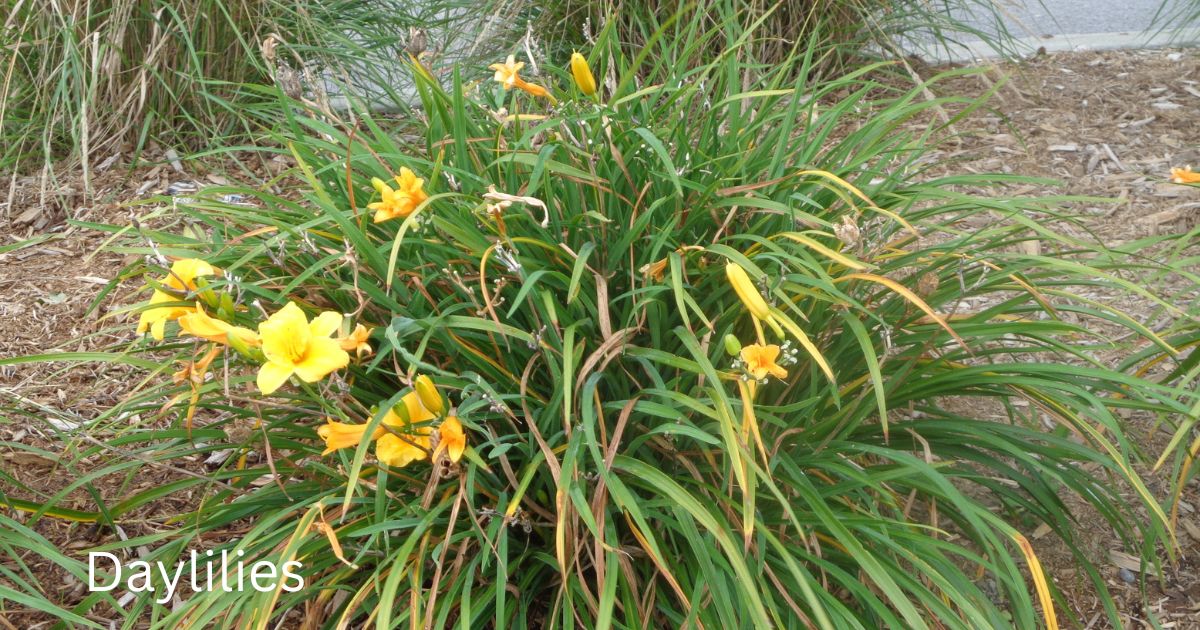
414;375;443;415
723;334;742;356
193;275;219;310
570;52;597;96
725;262;772;322
217;291;235;316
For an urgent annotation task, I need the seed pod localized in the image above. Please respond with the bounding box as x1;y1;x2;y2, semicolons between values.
725;262;772;322
723;334;742;356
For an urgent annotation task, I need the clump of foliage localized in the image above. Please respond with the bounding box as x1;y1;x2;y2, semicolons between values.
4;6;1198;629
531;0;1026;68
0;0;507;178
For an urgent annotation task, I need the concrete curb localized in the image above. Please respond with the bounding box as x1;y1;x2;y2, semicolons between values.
908;27;1200;63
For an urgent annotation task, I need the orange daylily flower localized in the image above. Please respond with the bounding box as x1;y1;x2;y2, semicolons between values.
434;416;467;463
338;324;373;358
489;55;525;88
370;167;429;223
317;390;437;467
1170;167;1200;184
489;55;556;104
741;343;788;381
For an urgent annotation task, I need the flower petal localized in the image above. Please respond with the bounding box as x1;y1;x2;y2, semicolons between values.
259;302;310;365
376;433;428;468
309;311;343;338
293;337;349;382
257;361;294;395
318;420;384;455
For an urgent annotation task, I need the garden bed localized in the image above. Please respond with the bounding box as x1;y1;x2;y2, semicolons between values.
1;46;1197;627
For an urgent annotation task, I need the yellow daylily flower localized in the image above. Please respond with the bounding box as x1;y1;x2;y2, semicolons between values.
489;55;556;104
570;52;597;95
178;305;260;347
136;258;218;340
376;391;436;466
435;416;467;463
489;55;525;88
256;302;349;395
1170;167;1200;184
338;323;373;358
726;262;772;322
369;167;429;223
317;391;436;465
741;343;788;381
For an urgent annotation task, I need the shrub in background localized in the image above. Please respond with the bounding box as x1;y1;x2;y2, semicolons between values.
0;0;511;181
3;5;1199;629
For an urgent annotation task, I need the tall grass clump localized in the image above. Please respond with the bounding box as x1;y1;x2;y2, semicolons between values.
531;0;1026;69
4;7;1199;628
0;0;507;181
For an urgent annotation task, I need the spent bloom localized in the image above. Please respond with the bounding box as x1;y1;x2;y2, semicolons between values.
256;302;349;395
136;258;218;340
1170;167;1200;184
570;52;597;96
370;167;429;223
640;258;668;282
741;344;788;381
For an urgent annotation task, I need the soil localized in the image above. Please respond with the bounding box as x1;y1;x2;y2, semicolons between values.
0;47;1197;627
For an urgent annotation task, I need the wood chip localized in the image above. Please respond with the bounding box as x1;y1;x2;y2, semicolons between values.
1048;144;1079;152
164;148;185;173
1109;550;1158;576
